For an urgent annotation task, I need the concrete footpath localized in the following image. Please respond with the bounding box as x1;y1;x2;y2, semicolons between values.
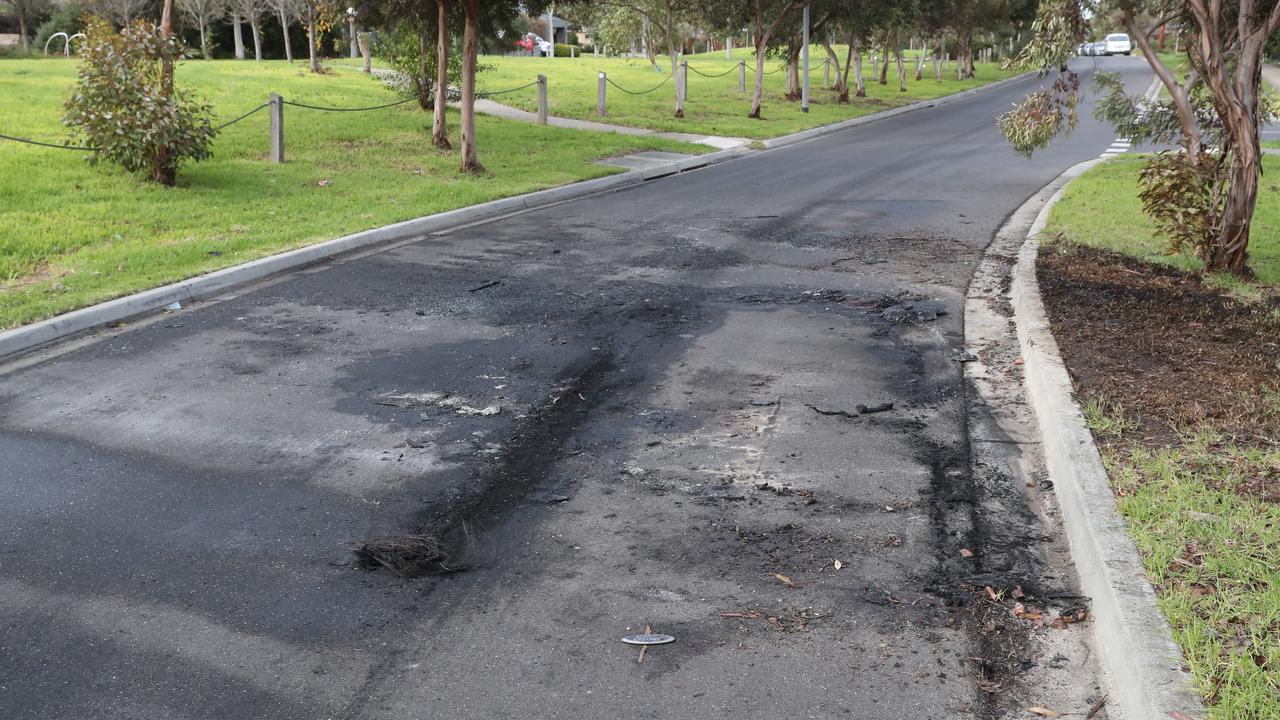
474;97;751;149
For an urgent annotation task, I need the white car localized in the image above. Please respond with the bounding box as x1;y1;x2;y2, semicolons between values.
1104;33;1132;56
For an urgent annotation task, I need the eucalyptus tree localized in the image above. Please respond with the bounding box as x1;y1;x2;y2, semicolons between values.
268;0;298;61
1000;0;1280;276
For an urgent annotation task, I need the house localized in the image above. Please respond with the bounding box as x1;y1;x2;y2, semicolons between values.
546;14;571;45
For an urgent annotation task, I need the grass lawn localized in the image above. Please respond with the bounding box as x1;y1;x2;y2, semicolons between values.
1048;156;1280;718
0;58;704;329
471;49;1020;140
1044;155;1280;285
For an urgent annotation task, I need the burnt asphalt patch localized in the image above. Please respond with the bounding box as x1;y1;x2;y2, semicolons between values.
0;57;1154;719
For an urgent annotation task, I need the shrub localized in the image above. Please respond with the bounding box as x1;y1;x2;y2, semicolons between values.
553;43;576;57
63;17;216;185
374;25;464;108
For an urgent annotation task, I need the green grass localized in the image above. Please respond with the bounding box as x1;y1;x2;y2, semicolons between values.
1043;155;1280;285
1106;431;1280;719
1054;155;1280;715
0;58;705;329
470;48;1019;140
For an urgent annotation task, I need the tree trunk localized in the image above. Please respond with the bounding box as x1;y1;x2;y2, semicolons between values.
1210;149;1258;275
418;28;431;110
432;0;451;150
821;41;843;98
233;12;246;59
18;14;29;53
250;15;263;61
933;39;942;82
665;1;682;118
894;35;906;92
199;17;210;58
459;0;481;172
878;38;889;84
839;32;856;102
749;2;766;118
358;32;372;73
279;8;293;62
853;38;865;97
306;4;318;72
786;43;801;100
155;0;176;185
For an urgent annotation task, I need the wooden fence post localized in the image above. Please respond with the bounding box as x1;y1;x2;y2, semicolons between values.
269;93;284;163
537;74;548;125
597;72;607;116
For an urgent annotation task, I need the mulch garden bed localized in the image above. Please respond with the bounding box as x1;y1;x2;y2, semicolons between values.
1036;242;1280;456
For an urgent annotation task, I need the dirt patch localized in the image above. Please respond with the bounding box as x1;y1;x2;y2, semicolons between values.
1038;243;1280;450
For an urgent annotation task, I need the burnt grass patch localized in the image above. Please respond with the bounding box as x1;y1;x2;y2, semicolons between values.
1037;242;1280;454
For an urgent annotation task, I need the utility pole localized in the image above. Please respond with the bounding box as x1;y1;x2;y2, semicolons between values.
801;5;810;113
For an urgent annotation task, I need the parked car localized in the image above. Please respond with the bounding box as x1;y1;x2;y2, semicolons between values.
517;33;552;55
1090;41;1107;56
1104;33;1133;55
1076;42;1089;56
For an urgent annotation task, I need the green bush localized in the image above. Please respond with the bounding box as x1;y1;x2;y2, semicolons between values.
553;43;577;57
63;17;216;185
374;26;464;107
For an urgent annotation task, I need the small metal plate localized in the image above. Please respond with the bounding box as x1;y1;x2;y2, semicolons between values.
621;634;675;646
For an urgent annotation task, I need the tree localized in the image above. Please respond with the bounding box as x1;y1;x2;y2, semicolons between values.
64;15;215;185
231;8;245;58
1;0;50;52
1000;0;1280;276
432;0;449;148
176;0;224;58
456;0;478;170
268;0;297;61
230;0;266;59
745;0;809;118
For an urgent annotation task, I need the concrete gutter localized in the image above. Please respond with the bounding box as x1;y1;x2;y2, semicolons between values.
1001;160;1204;719
0;144;747;361
761;70;1038;149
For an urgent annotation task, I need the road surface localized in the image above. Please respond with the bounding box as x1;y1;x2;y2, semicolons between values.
1;57;1154;719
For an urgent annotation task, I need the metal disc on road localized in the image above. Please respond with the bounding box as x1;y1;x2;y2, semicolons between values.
621;634;674;646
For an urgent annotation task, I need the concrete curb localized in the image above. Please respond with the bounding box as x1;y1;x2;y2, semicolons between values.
761;70;1038;149
0;144;749;361
1002;160;1204;719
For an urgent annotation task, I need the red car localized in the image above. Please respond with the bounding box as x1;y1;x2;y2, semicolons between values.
516;33;551;55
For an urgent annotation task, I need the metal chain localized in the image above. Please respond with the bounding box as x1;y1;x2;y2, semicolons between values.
476;80;540;98
0;133;96;151
686;64;737;78
283;96;419;112
213;102;270;130
604;74;672;95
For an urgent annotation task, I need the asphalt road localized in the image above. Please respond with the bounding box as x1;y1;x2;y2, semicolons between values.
1;57;1154;719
